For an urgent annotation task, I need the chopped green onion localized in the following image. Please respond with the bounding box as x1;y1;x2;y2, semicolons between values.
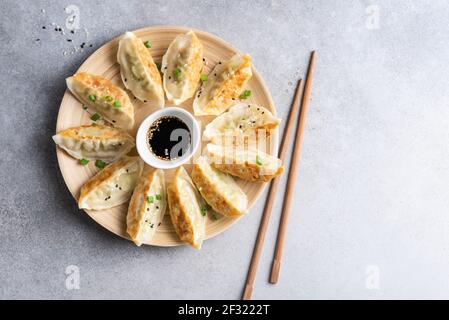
79;158;89;165
200;74;208;81
212;212;220;220
256;155;263;166
143;40;151;48
240;90;251;99
113;100;121;108
95;160;106;169
155;193;161;200
88;94;97;102
104;95;113;102
200;204;207;216
155;62;162;71
90;113;101;121
173;68;181;78
147;196;154;204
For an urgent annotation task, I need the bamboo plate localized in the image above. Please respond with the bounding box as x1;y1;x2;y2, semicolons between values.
55;25;278;246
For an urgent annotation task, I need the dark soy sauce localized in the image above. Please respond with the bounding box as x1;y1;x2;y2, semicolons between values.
147;116;191;161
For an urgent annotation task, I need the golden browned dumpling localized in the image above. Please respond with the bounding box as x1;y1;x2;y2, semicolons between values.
127;169;167;246
78;156;143;210
167;166;206;249
66;72;134;130
162;30;203;105
52;124;134;162
117;32;165;107
203;103;280;143
191;156;247;217
193;53;252;116
206;144;283;182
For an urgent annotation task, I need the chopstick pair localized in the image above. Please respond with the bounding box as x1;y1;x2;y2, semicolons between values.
242;51;316;300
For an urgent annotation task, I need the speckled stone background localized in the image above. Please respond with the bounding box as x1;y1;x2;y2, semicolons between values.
1;0;449;299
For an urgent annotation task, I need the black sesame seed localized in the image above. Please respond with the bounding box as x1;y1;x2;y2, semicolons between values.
70;30;75;34
214;73;217;76
36;38;40;41
168;76;171;79
55;28;58;31
156;206;159;210
67;39;72;42
239;125;242;129
147;208;149;211
218;61;222;64
202;58;205;61
158;222;161;226
89;44;93;47
119;187;122;190
115;184;118;188
42;26;46;29
257;108;260;110
262;111;265;114
164;66;167;69
124;78;127;82
144;100;147;103
112;120;116;123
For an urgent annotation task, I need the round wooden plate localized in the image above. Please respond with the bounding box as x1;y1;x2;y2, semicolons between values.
56;25;278;246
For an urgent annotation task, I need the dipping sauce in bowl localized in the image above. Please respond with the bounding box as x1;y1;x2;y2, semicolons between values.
136;107;200;169
147;116;191;161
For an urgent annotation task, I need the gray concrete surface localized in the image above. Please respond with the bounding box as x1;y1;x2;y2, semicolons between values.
1;0;449;299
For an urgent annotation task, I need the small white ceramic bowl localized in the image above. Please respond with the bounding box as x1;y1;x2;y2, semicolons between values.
136;107;200;169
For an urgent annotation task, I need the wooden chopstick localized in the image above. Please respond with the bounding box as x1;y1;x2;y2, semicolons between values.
270;50;316;284
242;79;304;300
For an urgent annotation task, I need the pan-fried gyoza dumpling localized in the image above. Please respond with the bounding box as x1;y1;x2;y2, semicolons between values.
167;166;206;249
206;144;283;182
127;169;167;246
52;124;135;162
191;156;248;217
117;32;165;107
66;72;135;131
193;53;252;116
78;156;143;210
162;30;203;105
203;103;280;142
